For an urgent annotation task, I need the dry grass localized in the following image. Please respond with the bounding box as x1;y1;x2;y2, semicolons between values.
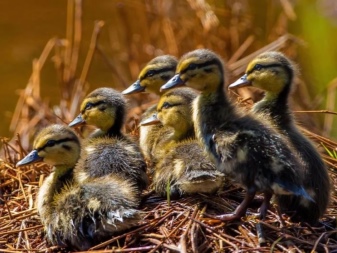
1;0;337;252
1;135;337;252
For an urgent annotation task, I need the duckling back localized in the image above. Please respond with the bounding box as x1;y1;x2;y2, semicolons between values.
49;175;143;251
75;136;148;191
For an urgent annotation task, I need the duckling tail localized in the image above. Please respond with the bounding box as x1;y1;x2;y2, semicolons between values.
273;180;315;203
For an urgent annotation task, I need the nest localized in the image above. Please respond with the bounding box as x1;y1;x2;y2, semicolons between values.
1;128;337;252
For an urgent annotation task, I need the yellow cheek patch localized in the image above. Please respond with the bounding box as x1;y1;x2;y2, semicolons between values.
249;70;285;94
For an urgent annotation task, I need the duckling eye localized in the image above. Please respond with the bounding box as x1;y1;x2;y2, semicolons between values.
146;70;155;78
254;64;263;71
162;102;171;109
85;102;94;110
187;63;197;71
45;140;56;147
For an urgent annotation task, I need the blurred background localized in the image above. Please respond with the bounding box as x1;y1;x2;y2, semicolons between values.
1;0;337;145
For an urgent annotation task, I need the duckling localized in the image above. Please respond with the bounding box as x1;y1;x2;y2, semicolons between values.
160;49;313;221
69;87;148;191
141;88;225;197
16;125;142;250
229;51;330;225
122;55;177;163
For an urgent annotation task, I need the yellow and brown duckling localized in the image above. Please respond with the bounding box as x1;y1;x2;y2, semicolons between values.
16;125;143;251
141;88;225;198
161;49;313;221
229;51;330;225
69;87;149;191
122;55;177;163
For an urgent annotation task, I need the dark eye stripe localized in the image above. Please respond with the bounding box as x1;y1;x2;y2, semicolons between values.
247;63;284;75
38;138;78;152
82;101;105;113
159;102;183;111
140;67;176;81
180;59;220;75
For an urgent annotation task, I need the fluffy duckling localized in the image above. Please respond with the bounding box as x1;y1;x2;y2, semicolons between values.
69;87;148;191
16;125;142;250
141;88;225;197
161;49;313;221
122;55;177;163
229;51;330;225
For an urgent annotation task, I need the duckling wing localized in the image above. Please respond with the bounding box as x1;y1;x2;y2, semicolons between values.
154;141;225;197
209;127;311;198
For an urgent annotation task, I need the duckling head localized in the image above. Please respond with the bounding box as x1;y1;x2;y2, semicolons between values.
140;88;197;139
123;55;177;95
16;125;80;168
69;88;126;135
229;51;296;98
157;88;197;133
161;49;225;93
